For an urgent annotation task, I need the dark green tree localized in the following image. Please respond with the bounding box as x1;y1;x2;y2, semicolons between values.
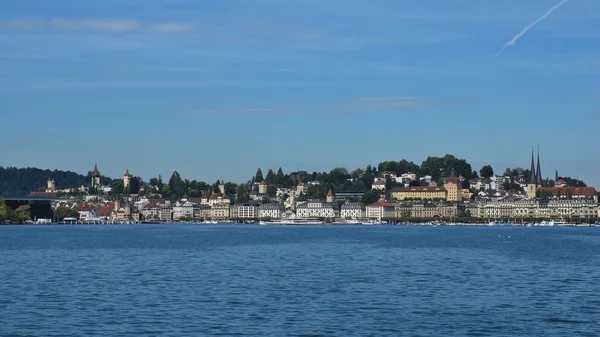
479;165;494;179
276;168;285;184
265;169;275;184
235;184;250;204
361;190;379;205
168;171;186;197
157;175;164;193
254;168;264;182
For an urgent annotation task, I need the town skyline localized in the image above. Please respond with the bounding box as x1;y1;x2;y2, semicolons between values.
1;0;598;187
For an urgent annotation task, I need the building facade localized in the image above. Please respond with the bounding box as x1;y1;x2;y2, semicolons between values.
391;186;448;201
296;200;335;218
341;203;365;219
258;203;285;219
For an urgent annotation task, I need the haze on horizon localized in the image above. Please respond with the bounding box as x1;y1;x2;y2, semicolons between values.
0;0;598;187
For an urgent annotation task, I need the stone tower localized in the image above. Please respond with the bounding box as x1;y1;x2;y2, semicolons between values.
258;181;267;194
219;181;225;195
326;189;334;203
123;169;132;189
91;163;101;188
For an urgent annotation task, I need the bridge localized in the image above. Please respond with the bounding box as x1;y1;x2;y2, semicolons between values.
2;196;71;220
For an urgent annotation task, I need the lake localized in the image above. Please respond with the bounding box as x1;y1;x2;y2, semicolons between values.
0;224;599;336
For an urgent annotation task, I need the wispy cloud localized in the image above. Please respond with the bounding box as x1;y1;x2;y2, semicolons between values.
149;22;196;34
497;0;570;56
50;18;140;32
0;19;40;30
175;96;440;116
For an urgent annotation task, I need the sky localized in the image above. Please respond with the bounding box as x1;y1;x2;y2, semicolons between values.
0;0;599;187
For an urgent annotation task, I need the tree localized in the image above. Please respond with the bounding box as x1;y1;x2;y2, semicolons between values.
0;198;9;222
111;180;124;196
14;205;31;223
54;206;79;221
385;176;394;191
361;190;378;205
254;168;264;182
224;182;236;195
157;175;164;193
276;168;285;184
235;184;250;204
168;171;186;198
265;169;275;184
480;165;494;179
129;176;141;194
213;180;221;193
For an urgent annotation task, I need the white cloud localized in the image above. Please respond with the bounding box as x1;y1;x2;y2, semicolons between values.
0;19;40;30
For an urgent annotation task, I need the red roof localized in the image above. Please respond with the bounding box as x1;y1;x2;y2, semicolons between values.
75;204;91;211
98;205;114;217
259;181;267;185
327;189;334;196
539;187;597;196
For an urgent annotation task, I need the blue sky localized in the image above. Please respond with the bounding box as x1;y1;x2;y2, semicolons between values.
1;0;598;186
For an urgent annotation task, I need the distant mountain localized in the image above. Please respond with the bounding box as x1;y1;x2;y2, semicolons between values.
0;166;109;197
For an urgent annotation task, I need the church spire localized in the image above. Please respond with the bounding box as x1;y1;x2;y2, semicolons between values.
536;146;542;186
529;148;536;184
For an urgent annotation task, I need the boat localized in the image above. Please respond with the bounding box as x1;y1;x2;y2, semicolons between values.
344;219;360;224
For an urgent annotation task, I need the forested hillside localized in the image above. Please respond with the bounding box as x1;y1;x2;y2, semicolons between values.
0;166;90;196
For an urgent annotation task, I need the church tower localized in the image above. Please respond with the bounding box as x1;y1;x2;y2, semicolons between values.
326;189;334;203
91;163;101;188
526;149;538;199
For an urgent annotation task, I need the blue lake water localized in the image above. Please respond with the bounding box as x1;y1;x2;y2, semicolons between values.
0;224;599;336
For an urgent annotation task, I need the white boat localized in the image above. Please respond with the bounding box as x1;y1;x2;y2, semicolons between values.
344;219;360;224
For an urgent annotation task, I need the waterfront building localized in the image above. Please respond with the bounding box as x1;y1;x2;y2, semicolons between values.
160;206;172;221
467;198;598;220
172;201;194;220
366;202;396;220
341;203;365;219
231;204;258;219
394;201;459;218
195;205;212;219
258;203;285;219
211;203;230;220
296;200;335;218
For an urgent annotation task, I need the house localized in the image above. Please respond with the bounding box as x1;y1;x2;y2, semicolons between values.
366;202;396;219
371;180;386;191
98;204;114;220
443;177;463;201
341;203;365;219
75;204;97;220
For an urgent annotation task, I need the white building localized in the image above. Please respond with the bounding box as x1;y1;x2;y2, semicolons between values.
371;180;386;191
173;201;194;220
231;204;258;219
160;206;172;221
366;202;396;220
258;203;285;219
296;200;335;218
341;203;365;219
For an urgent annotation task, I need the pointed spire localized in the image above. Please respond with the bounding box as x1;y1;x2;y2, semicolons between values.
529;148;536;184
536;146;542;186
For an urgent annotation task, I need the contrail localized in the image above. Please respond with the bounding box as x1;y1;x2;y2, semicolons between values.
496;0;570;56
